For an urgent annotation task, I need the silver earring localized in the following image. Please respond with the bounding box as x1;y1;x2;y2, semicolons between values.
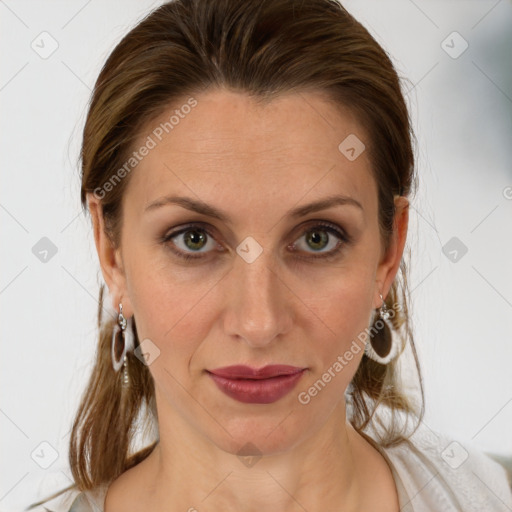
111;303;135;385
364;293;399;365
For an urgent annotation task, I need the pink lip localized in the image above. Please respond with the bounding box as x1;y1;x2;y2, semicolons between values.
207;365;306;404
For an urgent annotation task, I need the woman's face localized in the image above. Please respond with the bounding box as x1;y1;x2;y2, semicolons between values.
91;88;407;456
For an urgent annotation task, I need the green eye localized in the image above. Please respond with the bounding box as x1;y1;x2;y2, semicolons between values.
182;229;208;251
162;221;351;262
163;226;216;261
291;222;350;260
305;229;330;251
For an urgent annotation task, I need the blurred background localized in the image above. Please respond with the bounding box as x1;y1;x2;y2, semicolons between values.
1;0;511;509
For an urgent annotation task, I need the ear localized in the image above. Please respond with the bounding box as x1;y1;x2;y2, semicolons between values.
374;195;409;307
86;193;133;317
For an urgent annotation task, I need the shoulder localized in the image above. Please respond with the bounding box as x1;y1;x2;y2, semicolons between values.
28;485;109;512
376;420;512;511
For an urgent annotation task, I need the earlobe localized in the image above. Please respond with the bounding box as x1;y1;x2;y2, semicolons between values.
86;193;129;313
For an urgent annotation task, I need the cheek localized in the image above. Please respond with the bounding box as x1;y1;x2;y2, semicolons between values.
124;248;221;370
295;258;375;334
293;260;375;385
329;280;373;339
293;281;373;409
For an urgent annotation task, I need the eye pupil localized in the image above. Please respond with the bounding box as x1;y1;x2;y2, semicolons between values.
184;230;206;251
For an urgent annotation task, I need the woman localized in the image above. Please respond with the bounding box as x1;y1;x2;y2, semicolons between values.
26;0;512;510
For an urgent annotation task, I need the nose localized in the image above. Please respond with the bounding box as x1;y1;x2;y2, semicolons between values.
222;242;293;348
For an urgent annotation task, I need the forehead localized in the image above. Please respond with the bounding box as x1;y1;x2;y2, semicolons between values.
124;88;377;223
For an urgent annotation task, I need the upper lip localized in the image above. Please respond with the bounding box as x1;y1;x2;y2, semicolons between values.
208;365;305;380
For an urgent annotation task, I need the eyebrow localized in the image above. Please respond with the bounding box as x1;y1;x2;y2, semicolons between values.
144;194;363;222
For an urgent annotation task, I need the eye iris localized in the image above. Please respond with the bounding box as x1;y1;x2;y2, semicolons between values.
184;230;206;251
306;229;328;251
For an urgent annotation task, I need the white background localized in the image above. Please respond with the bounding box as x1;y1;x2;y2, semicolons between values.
1;0;511;509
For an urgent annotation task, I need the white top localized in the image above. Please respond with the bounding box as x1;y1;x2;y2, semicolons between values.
33;421;512;512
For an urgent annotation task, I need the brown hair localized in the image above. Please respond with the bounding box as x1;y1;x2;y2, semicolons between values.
26;0;423;507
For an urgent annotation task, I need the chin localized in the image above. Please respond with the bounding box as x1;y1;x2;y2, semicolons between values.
204;411;310;459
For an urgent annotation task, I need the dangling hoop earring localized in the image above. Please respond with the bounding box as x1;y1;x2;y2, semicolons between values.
111;303;135;386
365;293;399;365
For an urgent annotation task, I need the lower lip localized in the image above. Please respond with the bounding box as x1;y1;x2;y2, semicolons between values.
208;370;306;404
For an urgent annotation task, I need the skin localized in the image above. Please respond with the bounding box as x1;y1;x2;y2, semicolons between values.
88;88;409;512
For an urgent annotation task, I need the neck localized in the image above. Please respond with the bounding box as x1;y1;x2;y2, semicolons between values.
142;391;366;512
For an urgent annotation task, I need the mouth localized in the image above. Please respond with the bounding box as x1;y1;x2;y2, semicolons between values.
207;365;307;404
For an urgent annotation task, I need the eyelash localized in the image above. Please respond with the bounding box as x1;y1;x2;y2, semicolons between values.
161;221;352;262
